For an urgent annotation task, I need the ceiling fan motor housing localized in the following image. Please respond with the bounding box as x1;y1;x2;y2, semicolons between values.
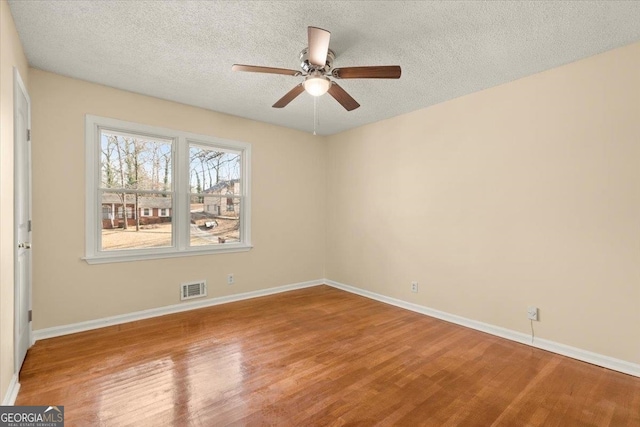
300;48;335;74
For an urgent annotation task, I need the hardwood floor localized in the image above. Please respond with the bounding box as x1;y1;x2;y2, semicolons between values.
16;285;640;426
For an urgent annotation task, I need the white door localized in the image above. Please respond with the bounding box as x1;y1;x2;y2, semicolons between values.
14;68;32;372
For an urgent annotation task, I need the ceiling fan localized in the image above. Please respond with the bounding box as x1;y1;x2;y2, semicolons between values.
232;26;401;111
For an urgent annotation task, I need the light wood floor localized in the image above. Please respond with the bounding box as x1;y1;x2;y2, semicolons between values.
17;285;640;426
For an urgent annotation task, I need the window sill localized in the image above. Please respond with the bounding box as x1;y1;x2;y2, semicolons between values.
83;244;253;264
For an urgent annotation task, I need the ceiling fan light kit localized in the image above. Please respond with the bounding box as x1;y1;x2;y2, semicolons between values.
232;26;401;111
303;71;331;96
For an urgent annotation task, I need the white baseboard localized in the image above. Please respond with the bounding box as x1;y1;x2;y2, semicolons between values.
325;279;640;378
33;279;323;342
1;374;20;405
31;278;639;378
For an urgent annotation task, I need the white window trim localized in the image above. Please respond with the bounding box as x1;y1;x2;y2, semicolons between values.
84;115;252;264
159;208;170;217
141;208;151;217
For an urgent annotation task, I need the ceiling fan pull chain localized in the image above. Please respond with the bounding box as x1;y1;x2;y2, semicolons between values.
313;96;318;135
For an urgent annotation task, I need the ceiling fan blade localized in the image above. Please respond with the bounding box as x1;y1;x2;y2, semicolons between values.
332;66;402;79
308;26;331;67
327;83;360;111
232;64;301;76
272;84;305;108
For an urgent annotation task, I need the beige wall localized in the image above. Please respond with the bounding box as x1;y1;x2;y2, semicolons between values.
29;69;326;330
0;0;29;402
326;42;640;364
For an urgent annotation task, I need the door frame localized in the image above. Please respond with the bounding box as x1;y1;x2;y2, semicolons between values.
13;67;32;373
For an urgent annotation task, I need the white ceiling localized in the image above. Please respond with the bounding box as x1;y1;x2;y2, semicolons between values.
8;1;640;135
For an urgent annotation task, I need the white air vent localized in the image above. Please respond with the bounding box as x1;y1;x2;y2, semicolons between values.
181;280;207;301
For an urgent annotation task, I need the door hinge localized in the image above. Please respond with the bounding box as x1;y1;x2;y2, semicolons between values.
28;220;32;232
27;129;31;141
28;310;32;322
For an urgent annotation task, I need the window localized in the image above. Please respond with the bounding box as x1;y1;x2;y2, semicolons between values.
117;206;135;219
102;206;113;220
226;192;234;212
85;115;251;264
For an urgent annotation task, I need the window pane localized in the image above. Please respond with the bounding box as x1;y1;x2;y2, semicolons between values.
188;144;242;247
101;131;172;190
101;192;172;250
190;195;240;246
189;146;241;194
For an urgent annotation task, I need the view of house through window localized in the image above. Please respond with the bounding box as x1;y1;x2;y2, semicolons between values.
88;115;251;262
188;144;241;246
99;132;243;251
100;131;173;250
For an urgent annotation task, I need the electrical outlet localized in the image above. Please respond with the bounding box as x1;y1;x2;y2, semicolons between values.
527;306;538;321
411;281;418;293
227;274;234;285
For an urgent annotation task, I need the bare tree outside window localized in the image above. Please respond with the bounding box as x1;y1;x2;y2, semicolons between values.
100;131;173;250
98;131;244;250
189;145;241;246
87;115;252;263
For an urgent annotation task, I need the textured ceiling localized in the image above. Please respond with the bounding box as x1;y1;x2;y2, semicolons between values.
8;1;640;135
